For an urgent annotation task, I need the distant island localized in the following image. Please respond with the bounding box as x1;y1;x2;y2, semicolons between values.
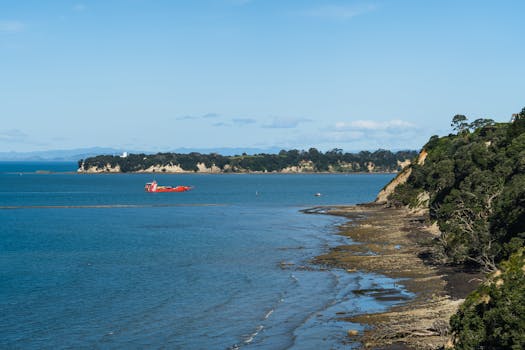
77;148;418;174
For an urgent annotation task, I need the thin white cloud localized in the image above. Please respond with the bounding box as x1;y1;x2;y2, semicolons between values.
73;4;87;12
176;115;197;120
232;118;257;125
212;122;231;127
263;117;311;129
0;129;28;142
176;113;221;121
202;113;220;119
335;119;417;131
226;0;253;5
302;3;378;20
312;119;422;149
324;130;366;142
0;20;25;33
177;114;256;127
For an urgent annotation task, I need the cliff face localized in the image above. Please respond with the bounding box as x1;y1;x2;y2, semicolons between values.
78;160;411;174
78;163;121;173
280;160;316;173
79;162;222;174
375;166;412;203
375;149;427;204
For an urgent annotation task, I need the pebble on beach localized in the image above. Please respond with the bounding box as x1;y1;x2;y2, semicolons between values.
347;329;359;337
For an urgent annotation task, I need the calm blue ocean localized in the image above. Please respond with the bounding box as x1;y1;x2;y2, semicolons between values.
0;162;409;349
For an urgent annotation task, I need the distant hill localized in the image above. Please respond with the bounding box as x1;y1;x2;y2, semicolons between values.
0;147;284;161
0;147;126;161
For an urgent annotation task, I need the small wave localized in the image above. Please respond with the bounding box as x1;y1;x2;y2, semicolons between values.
237;303;280;348
244;325;264;344
264;309;274;320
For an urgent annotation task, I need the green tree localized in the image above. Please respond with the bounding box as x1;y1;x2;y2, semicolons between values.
452;114;469;133
451;249;525;350
469;118;495;131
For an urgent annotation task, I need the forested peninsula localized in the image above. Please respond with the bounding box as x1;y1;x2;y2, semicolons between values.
77;149;418;173
375;109;525;348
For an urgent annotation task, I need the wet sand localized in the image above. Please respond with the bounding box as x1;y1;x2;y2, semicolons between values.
305;204;482;349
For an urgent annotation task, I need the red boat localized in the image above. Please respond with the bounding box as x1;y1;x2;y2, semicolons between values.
145;180;192;193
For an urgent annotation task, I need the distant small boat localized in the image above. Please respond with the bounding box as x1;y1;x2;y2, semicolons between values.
314;192;322;197
145;180;192;193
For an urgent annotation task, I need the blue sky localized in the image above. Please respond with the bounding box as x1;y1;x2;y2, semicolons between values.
1;0;524;153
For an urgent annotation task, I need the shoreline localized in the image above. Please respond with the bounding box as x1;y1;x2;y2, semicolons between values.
75;170;399;175
305;203;482;349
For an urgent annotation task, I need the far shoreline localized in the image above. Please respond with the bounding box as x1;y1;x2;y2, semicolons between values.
1;160;400;176
74;170;399;175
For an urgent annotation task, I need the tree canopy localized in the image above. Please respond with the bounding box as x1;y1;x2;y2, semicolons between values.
387;109;525;348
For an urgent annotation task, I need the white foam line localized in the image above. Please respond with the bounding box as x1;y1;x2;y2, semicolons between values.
244;325;264;344
264;309;274;320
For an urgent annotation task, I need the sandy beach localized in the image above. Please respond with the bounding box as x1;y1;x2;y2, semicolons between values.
305;204;483;349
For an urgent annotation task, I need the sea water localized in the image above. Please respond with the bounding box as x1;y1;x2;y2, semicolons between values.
0;162;409;349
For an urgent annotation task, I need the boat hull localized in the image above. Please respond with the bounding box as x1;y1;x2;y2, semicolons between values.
149;186;192;193
145;181;192;193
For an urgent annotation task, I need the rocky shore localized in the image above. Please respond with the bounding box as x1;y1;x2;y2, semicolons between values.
306;204;482;349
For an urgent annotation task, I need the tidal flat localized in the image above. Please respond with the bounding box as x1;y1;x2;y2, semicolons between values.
306;204;482;349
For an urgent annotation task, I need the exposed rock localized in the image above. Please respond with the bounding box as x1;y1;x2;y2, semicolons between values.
417;149;428;165
79;163;121;173
397;159;412;169
196;162;222;173
280;160;316;173
347;329;360;337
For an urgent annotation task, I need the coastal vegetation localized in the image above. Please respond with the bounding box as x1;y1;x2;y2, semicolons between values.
78;148;417;173
450;248;525;349
385;108;525;349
